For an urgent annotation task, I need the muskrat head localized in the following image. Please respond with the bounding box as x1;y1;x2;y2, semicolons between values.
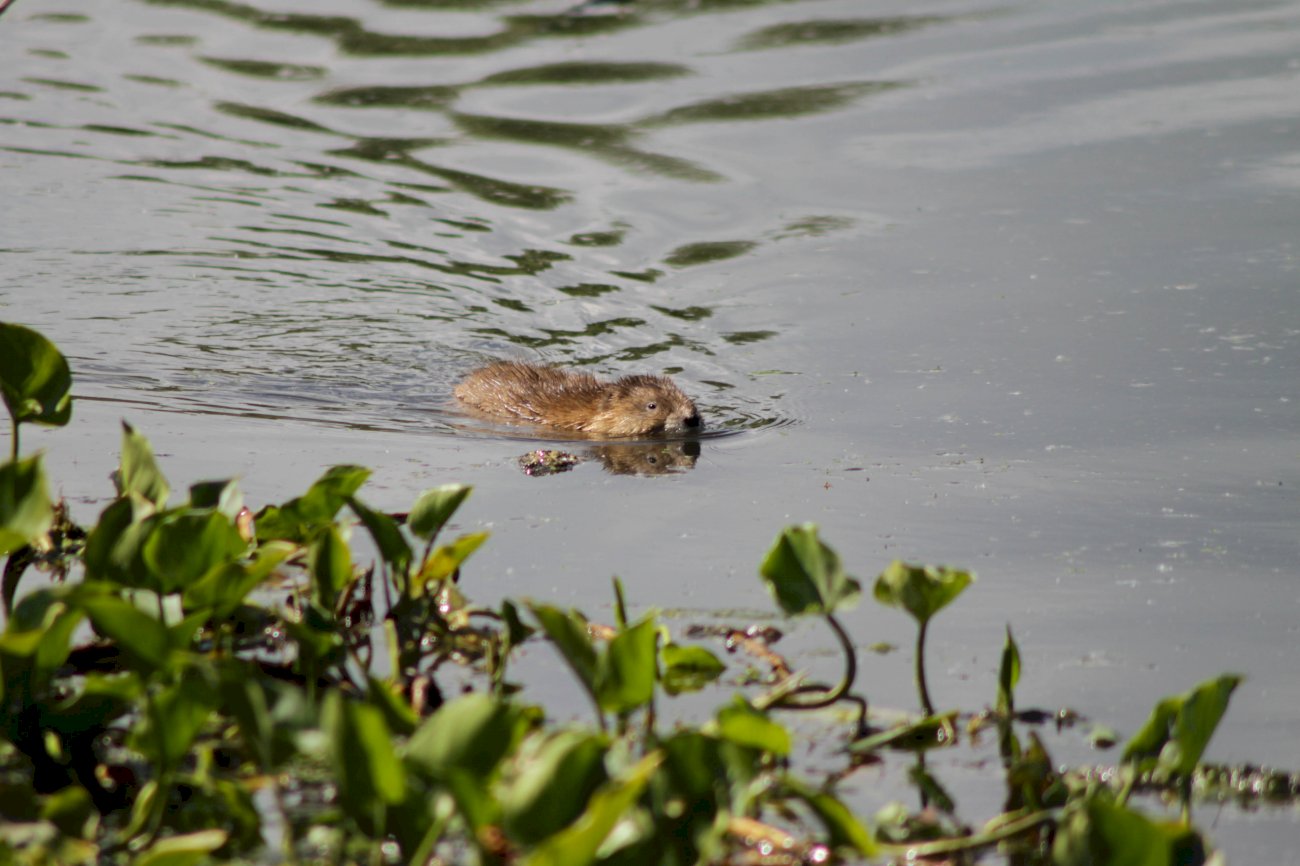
587;374;703;437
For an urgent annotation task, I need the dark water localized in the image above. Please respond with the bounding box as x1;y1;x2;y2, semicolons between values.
3;0;1299;857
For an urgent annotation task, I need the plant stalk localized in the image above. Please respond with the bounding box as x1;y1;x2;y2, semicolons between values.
916;618;935;716
779;612;857;710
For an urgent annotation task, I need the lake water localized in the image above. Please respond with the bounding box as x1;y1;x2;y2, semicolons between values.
3;0;1298;858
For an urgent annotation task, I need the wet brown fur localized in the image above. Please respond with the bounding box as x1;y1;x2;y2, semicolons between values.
455;361;702;438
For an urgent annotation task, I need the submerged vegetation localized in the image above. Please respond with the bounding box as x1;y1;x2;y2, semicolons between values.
0;322;1294;864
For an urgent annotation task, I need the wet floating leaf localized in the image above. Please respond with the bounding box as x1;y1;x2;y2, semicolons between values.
215;102;335;134
199;56;326;80
313;83;458;109
735;16;950;51
775;214;856;238
21;77;103;93
722;330;776;345
609;268;662;285
652;305;714;322
556;283;619;297
663;240;756;268
642;82;902;126
479;60;691;86
567;229;625;247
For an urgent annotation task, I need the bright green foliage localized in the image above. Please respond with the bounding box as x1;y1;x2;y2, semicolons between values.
523;751;663;866
782;776;878;858
500;730;610;844
143;511;248;594
714;695;791;755
253;464;370;543
998;625;1021;716
130;830;229;866
404;692;534;781
116;422;170;507
411;530;489;593
1052;793;1203;866
759;523;861;616
331;691;408;802
0;331;1257;865
0;322;72;457
1123;673;1243;781
347;495;412;582
308;524;352;611
407;482;472;542
0;453;52;556
873;560;973;625
660;641;726;695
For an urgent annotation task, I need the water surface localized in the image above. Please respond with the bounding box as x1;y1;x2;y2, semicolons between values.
3;0;1299;857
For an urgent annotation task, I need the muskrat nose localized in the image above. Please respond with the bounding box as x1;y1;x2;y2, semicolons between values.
684;412;702;429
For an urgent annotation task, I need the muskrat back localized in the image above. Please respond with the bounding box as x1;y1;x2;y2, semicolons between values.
455;361;702;438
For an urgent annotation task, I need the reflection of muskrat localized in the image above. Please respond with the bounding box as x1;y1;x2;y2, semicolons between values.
455;361;702;438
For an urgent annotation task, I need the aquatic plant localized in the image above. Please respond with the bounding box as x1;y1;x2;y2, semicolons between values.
0;325;1282;865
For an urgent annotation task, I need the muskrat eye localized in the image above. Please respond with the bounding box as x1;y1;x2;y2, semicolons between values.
645;401;657;411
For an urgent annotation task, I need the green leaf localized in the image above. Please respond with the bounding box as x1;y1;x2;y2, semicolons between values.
1122;673;1243;780
500;730;610;847
759;524;861;616
142;511;248;593
132;829;229;866
781;777;877;857
348;496;412;581
522;751;662;866
529;603;599;695
412;531;489;594
135;664;221;770
714;695;791;756
998;625;1021;716
308;524;352;612
404;692;530;781
595;614;658;713
0;322;72;430
872;561;973;626
0;453;53;557
183;541;293;618
187;478;243;519
323;691;407;812
117;423;170;508
1051;794;1201;866
74;590;173;672
254;464;370;543
661;642;726;695
407;483;472;542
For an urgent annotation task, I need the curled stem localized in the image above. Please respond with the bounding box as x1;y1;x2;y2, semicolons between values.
777;612;857;711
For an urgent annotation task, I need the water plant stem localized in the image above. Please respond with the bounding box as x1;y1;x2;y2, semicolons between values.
780;612;856;710
886;807;1059;859
9;418;17;462
916;618;935;716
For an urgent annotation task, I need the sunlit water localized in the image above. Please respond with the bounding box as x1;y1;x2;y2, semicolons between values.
3;0;1299;857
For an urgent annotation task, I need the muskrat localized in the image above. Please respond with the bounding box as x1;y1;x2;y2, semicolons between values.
454;361;702;438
